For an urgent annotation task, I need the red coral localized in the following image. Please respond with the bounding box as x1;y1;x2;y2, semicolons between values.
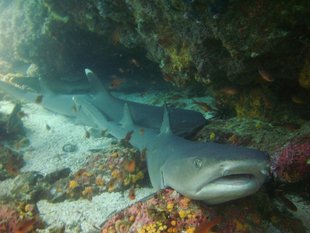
272;138;310;183
0;204;40;233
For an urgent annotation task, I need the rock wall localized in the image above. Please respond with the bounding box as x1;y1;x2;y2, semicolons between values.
0;0;309;118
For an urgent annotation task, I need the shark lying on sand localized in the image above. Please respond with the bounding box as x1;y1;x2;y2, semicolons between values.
73;96;269;204
0;69;206;137
0;69;269;204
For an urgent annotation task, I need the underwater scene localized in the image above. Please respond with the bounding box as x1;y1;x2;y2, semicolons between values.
0;0;309;232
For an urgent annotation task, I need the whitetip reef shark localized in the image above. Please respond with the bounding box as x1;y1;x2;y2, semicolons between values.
0;69;206;137
0;69;269;204
73;95;269;204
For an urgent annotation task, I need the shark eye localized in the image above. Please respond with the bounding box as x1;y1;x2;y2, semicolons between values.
193;158;203;169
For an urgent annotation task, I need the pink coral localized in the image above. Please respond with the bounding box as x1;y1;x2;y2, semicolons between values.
272;138;310;183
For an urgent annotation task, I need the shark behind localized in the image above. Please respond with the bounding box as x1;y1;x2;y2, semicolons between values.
73;96;270;204
0;69;207;137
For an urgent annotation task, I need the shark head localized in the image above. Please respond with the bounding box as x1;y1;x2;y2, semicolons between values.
160;142;269;204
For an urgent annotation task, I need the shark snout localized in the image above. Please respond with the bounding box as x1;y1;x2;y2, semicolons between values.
193;160;269;204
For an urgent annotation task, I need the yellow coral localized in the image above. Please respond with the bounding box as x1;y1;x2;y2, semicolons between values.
123;176;131;186
209;132;216;141
186;227;196;233
138;221;167;233
95;176;105;186
131;171;144;183
68;180;78;190
178;209;190;219
235;88;270;119
166;202;174;212
166;43;192;72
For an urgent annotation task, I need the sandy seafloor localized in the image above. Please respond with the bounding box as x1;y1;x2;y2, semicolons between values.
0;99;156;232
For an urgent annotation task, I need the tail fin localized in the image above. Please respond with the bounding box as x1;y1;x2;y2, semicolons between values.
0;80;39;103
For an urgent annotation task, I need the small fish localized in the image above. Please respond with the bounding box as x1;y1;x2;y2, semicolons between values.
194;216;221;233
35;95;43;104
258;69;274;82
109;76;125;89
290;95;304;105
193;100;214;112
130;58;140;68
128;186;136;200
163;74;173;82
46;124;51;130
220;87;239;96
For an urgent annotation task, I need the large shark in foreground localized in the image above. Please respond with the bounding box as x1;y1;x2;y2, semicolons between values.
0;69;269;204
73;95;269;204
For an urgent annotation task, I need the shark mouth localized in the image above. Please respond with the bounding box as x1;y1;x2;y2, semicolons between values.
210;174;256;186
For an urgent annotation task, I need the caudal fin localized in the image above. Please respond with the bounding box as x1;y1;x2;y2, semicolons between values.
0;80;40;103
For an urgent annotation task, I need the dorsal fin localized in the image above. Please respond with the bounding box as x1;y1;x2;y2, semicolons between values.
160;104;172;135
84;68;111;97
120;102;134;127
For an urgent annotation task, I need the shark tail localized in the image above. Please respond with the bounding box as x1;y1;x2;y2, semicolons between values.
0;79;40;103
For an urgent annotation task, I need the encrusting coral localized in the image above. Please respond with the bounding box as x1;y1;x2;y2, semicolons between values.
272;137;310;183
101;188;307;233
0;202;43;232
51;141;147;201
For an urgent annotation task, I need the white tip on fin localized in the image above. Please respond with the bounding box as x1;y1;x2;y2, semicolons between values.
121;102;134;127
160;104;172;135
84;68;110;96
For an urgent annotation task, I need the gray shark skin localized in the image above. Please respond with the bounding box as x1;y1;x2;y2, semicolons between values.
84;69;206;137
0;69;206;137
73;96;270;204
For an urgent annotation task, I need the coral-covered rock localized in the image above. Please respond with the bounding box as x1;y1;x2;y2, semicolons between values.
0;145;24;181
0;202;43;232
102;188;307;233
50;141;147;202
272;137;310;183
